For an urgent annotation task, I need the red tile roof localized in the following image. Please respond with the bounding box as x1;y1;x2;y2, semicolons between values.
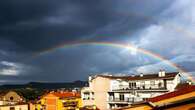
51;92;81;98
96;72;178;80
147;85;195;102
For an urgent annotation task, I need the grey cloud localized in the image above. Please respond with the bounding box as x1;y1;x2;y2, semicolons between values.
129;54;195;76
124;0;195;77
0;0;173;51
1;0;194;83
0;61;34;76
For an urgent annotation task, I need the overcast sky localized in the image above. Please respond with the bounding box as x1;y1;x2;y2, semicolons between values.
0;0;195;84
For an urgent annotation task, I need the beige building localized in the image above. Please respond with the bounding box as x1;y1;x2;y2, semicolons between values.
0;91;28;110
81;75;111;109
0;91;25;105
81;71;181;110
0;104;29;110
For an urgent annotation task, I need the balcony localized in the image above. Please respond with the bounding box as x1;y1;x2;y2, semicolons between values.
111;84;168;92
108;98;143;104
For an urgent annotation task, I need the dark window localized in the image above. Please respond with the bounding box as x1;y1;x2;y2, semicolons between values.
63;101;78;107
10;96;14;101
119;94;124;101
10;107;15;110
129;82;136;88
142;85;145;89
158;82;163;88
143;98;148;101
83;92;90;100
91;92;94;100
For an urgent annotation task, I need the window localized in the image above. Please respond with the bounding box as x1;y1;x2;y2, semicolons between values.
63;101;78;107
150;81;155;86
119;94;124;101
129;82;136;88
83;92;90;100
10;107;15;110
143;98;148;101
158;82;163;88
91;92;94;100
10;96;14;101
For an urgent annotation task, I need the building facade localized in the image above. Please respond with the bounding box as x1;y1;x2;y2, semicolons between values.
0;104;29;110
0;91;25;105
81;75;111;109
0;91;28;110
116;84;195;110
36;91;82;110
81;71;181;110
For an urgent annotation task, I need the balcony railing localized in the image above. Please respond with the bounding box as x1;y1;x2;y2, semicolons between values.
111;84;167;91
82;97;94;100
108;98;143;103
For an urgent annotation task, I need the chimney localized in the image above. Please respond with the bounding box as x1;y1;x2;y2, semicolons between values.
161;70;166;77
140;73;143;77
158;70;162;77
89;76;92;82
158;70;165;77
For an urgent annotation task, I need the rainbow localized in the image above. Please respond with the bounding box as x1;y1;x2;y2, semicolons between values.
31;12;195;82
34;41;194;82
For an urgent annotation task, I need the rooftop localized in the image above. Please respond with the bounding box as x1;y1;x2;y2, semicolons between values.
50;91;81;98
115;84;195;110
94;72;179;81
147;84;195;102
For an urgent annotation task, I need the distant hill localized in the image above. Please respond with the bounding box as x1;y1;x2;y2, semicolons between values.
0;80;88;90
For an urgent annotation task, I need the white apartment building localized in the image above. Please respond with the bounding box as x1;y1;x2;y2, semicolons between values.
81;71;181;110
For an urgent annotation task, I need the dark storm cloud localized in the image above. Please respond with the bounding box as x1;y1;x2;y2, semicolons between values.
2;0;191;84
0;0;117;51
0;0;173;52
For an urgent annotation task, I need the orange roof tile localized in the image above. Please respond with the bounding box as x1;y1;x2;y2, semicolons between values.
51;92;81;98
